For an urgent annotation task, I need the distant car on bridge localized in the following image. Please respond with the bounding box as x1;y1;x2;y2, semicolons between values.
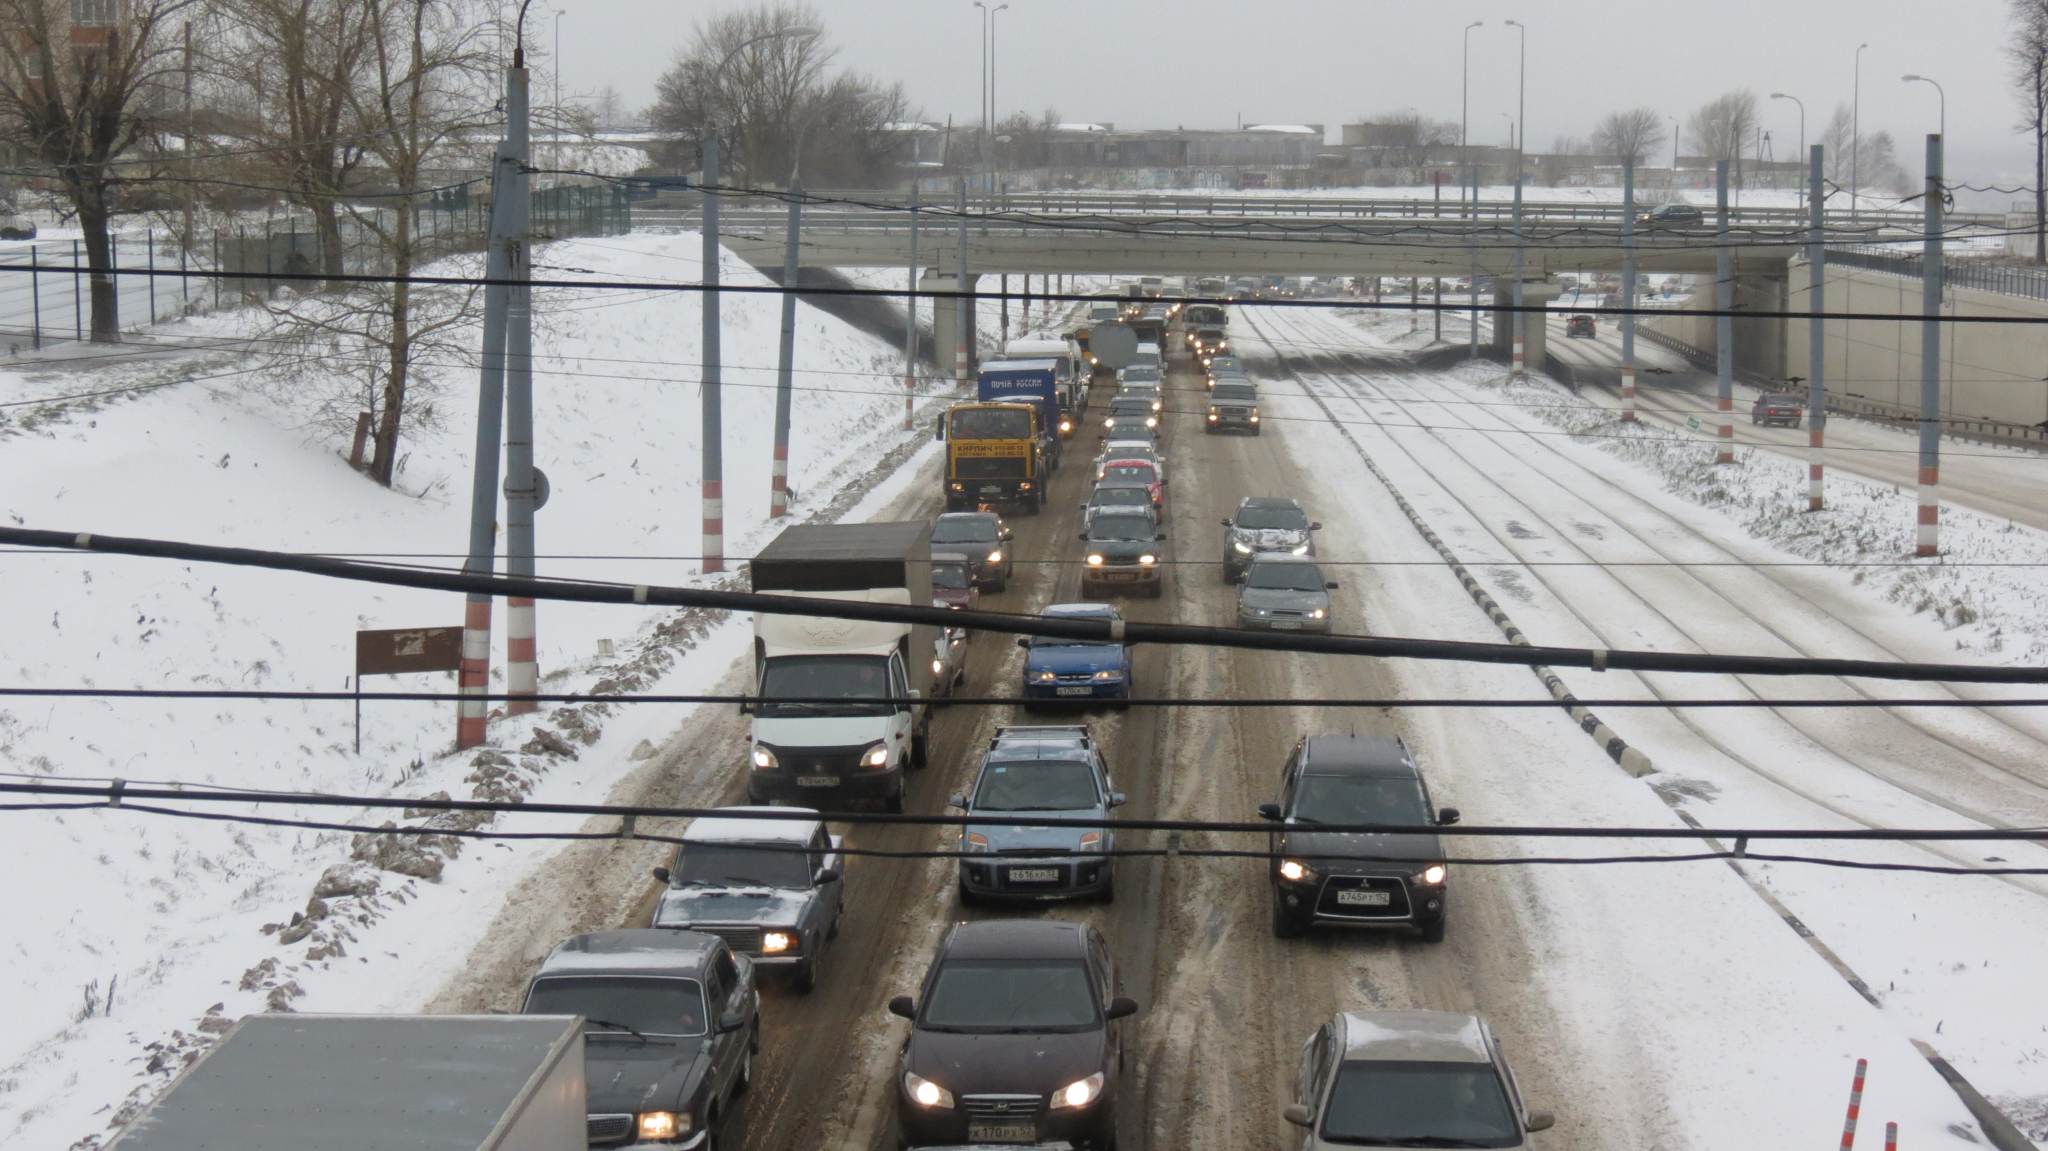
1638;202;1704;229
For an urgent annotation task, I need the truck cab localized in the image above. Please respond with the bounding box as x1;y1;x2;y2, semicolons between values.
937;401;1050;514
746;523;934;813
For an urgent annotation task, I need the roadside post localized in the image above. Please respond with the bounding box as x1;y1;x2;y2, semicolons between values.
904;184;919;431
1839;1058;1868;1150
1808;143;1828;510
355;627;463;754
1918;133;1944;556
1715;160;1734;463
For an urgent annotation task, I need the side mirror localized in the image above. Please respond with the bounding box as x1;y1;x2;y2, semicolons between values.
1438;807;1462;826
716;1014;747;1034
947;794;968;809
1257;802;1283;822
1525;1111;1556;1133
1309;522;1323;530
1001;530;1014;541
1219;519;1232;527
933;419;946;442
814;867;841;885
1326;581;1340;590
1078;532;1089;540
888;995;917;1020
738;701;752;715
1016;637;1031;649
1283;1103;1313;1128
1105;996;1139;1020
1110;792;1127;808
651;866;672;885
907;688;921;700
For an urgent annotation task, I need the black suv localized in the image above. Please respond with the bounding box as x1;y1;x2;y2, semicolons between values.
931;511;1014;591
1565;314;1597;339
1638;202;1704;228
890;919;1136;1150
1258;734;1458;942
522;929;759;1148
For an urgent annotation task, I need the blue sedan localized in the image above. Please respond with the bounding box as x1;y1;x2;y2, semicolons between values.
1018;603;1133;708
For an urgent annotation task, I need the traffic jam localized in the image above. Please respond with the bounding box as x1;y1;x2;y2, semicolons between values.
510;281;1549;1151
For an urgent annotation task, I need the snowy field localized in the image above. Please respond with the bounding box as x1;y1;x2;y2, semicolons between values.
1241;304;2048;1147
0;232;955;1147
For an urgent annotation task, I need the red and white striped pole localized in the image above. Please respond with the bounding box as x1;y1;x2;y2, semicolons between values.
457;594;492;748
1884;1121;1898;1151
703;479;724;574
1621;158;1638;421
1839;1058;1868;1151
506;596;537;714
1916;133;1944;557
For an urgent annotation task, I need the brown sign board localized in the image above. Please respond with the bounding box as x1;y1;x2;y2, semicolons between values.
356;627;463;676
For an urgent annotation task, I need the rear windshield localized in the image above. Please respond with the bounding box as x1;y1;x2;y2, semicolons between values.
973;759;1101;811
1762;394;1802;405
1101;466;1156;485
1246;563;1325;591
1292;775;1430;825
1236;506;1308;530
1121;366;1161;381
1092;487;1154;507
921;961;1098;1032
525;976;707;1039
932;517;1000;543
1320;1061;1520;1147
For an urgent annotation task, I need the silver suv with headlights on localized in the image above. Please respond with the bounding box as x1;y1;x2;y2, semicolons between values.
1258;734;1458;941
1220;496;1319;582
1206;381;1260;434
1285;1010;1554;1149
1236;553;1338;633
651;807;843;992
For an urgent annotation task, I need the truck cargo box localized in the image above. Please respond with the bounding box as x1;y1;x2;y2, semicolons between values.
750;521;933;601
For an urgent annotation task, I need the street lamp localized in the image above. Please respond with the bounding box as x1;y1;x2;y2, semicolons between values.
974;1;1008;192
698;22;817;573
1902;74;1946;139
1504;19;1526;183
1769;92;1805;161
1853;42;1869;218
1461;21;1481;151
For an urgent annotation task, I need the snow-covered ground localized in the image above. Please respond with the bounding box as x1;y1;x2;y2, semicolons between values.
1243;304;2048;1147
0;232;951;1147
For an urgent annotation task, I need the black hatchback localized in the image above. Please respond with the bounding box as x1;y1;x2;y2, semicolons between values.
1638;202;1704;228
1259;734;1459;942
891;920;1136;1150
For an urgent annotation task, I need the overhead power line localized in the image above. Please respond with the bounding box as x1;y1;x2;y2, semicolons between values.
2;525;2045;685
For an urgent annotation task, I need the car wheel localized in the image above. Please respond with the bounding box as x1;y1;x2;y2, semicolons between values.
992;575;1007;593
734;1044;754;1094
1271;893;1308;939
1095;873;1116;904
958;879;981;907
792;956;817;994
1419;915;1447;944
884;789;905;815
911;725;930;771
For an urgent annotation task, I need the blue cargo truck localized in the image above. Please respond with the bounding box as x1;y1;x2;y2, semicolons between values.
977;360;1064;472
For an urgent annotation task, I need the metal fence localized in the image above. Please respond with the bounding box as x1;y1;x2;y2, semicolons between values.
1827;245;2048;303
0;185;632;351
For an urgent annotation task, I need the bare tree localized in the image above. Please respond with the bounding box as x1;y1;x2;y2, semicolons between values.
1819;105;1911;198
0;0;201;340
590;84;624;131
2010;0;2048;262
647;2;913;187
1686;89;1760;162
1592;107;1668;166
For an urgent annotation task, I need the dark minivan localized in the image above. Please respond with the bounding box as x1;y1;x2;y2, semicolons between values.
891;920;1136;1149
1259;734;1458;942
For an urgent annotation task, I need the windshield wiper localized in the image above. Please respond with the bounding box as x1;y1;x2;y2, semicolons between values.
585;1018;651;1044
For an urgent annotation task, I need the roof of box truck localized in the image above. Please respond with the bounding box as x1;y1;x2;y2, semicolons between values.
751;522;930;563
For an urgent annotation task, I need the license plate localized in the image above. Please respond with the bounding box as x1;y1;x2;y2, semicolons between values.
968;1124;1037;1143
1337;890;1391;906
795;776;840;788
1055;686;1093;696
1273;620;1303;630
1105;572;1135;581
980;485;1003;494
1008;868;1059;882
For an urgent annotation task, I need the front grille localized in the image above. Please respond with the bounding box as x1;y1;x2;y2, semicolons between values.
587;1114;635;1144
783;752;861;776
1269;609;1304;618
997;846;1071;855
693;925;763;953
1317;875;1413;919
962;1093;1044;1121
1055;672;1094;682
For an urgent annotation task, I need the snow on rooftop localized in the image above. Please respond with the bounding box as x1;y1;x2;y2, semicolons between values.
1244;124;1319;134
1054;123;1109;133
683;807;822;843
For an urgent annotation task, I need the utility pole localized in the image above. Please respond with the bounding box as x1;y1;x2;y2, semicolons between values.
904;184;918;430
1853;43;1868;220
1621;157;1637;421
1463;19;1481;360
1807;143;1827;510
700;134;725;572
181;22;193;254
770;181;801;517
955;178;971;388
1918;133;1944;556
1715;159;1734;464
502;54;539;715
1510;178;1525;378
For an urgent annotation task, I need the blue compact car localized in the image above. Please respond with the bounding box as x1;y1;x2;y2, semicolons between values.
1018;603;1133;707
951;725;1126;904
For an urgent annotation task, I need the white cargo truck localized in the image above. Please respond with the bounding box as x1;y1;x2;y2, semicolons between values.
746;522;934;813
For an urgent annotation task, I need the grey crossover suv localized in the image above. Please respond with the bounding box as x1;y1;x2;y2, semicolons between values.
952;724;1126;903
1259;734;1458;941
1286;1010;1554;1149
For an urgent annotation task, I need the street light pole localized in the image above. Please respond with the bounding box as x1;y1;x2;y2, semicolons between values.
1853;42;1869;219
1463;20;1481;361
1505;19;1526;185
1902;75;1946;139
1770;92;1805;167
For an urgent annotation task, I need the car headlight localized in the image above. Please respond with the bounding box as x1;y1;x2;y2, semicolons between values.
1138;554;1156;565
762;930;795;953
1419;864;1447;885
987;550;1002;564
862;743;890;768
1207;411;1219;422
1232;540;1252;554
1092;669;1123;680
1059;420;1072;432
1049;1072;1106;1110
1310;609;1326;619
1150;400;1162;411
1291;544;1310;555
751;746;778;770
904;1070;955;1109
638;1111;685;1140
1079;831;1103;851
1249;415;1259;423
1033;669;1058;682
932;657;944;675
1144;416;1157;427
948;482;964;491
963;832;990;852
1278;859;1316;882
1087;554;1105;565
1104;417;1116;427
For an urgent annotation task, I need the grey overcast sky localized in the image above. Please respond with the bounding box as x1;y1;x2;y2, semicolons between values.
552;0;2031;189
